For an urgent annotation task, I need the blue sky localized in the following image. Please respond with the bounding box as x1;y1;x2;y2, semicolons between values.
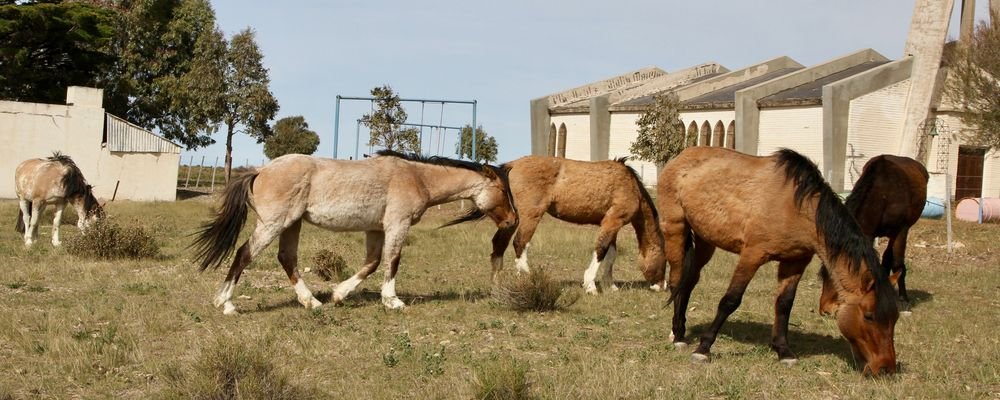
183;0;991;166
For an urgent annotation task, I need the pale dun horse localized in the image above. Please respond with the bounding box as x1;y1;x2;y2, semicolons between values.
445;156;665;294
192;150;518;315
14;152;104;246
659;147;898;376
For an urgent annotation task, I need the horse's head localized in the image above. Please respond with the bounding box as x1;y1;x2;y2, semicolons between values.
640;243;666;290
80;185;105;228
834;277;899;376
475;165;517;230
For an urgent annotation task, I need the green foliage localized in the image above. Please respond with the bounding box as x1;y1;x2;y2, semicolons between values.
361;85;420;153
0;2;117;104
456;124;499;163
491;267;579;312
65;218;159;260
629;92;686;166
264;116;320;159
220;27;279;181
946;12;1000;149
162;337;313;399
471;355;534;400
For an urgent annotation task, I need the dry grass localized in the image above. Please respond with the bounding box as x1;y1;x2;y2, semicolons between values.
471;355;534;400
491;267;580;312
311;248;350;282
64;217;159;260
0;199;998;399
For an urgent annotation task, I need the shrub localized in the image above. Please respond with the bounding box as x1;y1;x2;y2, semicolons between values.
162;337;314;399
491;267;579;312
65;218;158;260
311;249;350;282
470;355;533;400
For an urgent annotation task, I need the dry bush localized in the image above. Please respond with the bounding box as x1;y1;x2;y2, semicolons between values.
471;355;534;400
65;218;158;260
491;267;579;312
162;337;314;399
311;249;350;282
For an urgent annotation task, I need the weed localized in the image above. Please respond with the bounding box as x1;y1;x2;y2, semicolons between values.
65;218;158;260
4;282;25;290
421;346;446;376
470;355;533;400
490;267;579;312
311;249;350;282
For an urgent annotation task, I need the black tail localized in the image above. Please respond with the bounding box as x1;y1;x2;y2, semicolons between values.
191;173;258;271
438;207;486;228
668;230;697;304
15;202;28;234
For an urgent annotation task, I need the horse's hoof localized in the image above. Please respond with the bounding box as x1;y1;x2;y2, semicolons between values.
302;297;322;309
222;302;238;315
691;353;710;363
649;283;664;292
583;283;599;295
607;284;620;292
900;310;913;317
382;297;406;310
673;342;687;350
779;358;798;367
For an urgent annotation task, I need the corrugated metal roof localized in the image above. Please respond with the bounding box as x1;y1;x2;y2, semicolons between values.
105;113;181;153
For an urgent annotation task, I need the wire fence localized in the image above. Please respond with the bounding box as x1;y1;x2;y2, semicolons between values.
177;156;266;192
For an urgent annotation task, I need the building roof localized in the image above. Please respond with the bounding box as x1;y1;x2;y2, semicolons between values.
105;113;182;154
611;72;726;109
682;67;803;110
757;61;890;107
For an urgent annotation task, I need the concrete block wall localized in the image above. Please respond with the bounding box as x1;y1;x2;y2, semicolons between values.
758;106;825;167
843;79;912;189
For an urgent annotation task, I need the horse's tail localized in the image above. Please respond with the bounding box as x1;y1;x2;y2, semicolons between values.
14;202;28;234
668;229;697;304
191;172;258;271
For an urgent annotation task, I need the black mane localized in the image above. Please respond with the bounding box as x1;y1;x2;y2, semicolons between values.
375;149;489;174
774;149;895;322
615;157;659;220
47;152;91;200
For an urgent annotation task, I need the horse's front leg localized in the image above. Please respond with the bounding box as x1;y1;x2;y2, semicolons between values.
27;201;45;246
770;258;810;365
332;231;385;303
277;220;321;309
51;201;66;246
585;213;625;294
490;225;517;282
692;250;765;362
379;223;411;309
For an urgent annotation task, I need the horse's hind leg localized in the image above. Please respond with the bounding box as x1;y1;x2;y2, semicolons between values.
511;213;542;273
277;220;321;309
692;249;765;362
886;229;911;312
26;201;45;246
50;200;65;246
770;258;810;365
584;213;626;294
213;221;284;315
598;238;619;292
18;199;32;246
332;231;384;303
490;225;517;281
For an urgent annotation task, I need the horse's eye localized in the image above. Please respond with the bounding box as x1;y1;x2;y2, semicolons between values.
863;312;874;321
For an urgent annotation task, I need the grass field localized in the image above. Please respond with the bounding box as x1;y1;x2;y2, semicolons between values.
0;197;998;399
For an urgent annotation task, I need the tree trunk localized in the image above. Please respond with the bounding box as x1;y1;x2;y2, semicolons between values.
224;122;234;184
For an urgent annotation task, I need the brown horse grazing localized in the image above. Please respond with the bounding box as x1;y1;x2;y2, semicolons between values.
820;155;928;315
658;147;899;376
14;153;104;246
192;150;517;315
445;156;664;294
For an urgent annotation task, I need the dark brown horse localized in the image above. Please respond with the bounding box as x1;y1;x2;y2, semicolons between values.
446;156;664;293
14;152;104;246
820;155;928;315
658;147;898;376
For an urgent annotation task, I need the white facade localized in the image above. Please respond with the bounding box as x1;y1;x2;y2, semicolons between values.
549;114;591;160
843;79;911;190
758;106;825;169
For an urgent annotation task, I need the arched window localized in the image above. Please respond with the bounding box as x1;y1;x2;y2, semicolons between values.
548;123;557;156
557;123;567;158
713;121;724;147
700;121;711;146
726;121;736;149
687;121;698;147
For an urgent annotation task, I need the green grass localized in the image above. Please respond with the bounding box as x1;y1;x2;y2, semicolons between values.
0;198;998;398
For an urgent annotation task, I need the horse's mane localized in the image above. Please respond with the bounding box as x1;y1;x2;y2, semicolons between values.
615;157;659;220
774;149;895;322
47;152;91;200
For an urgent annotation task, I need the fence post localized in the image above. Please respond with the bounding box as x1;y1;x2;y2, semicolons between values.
183;155;194;188
193;155;206;188
210;156;219;192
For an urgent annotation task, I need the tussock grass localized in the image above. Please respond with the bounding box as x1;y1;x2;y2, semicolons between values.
64;217;158;260
491;267;580;312
471;355;534;400
162;337;314;399
311;248;349;282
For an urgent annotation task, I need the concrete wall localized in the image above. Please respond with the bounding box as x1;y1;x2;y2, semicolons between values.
607;112;659;186
758;106;825;167
841;78;913;191
550;113;591;160
0;88;178;201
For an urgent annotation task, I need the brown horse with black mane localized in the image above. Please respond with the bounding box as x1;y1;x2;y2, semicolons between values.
192;150;517;315
658;147;898;376
820;154;928;315
446;156;664;293
14;152;104;246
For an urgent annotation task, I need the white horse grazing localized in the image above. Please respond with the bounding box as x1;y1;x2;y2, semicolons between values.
192;150;518;315
14;153;104;246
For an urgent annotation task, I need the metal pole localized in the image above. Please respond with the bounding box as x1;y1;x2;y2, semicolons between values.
193;155;205;188
945;172;953;253
978;196;984;224
210;157;218;192
472;100;478;162
419;101;426;155
354;119;361;161
439;104;445;156
334;95;341;158
183;155;194;188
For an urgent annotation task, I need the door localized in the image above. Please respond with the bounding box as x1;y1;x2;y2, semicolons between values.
955;146;986;200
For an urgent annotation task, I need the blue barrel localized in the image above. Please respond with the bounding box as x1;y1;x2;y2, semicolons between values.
921;197;945;219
